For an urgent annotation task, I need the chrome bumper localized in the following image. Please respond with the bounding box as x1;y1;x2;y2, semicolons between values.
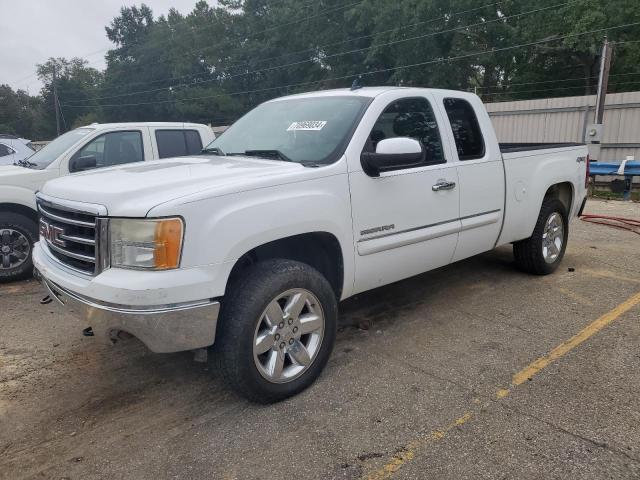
35;269;220;353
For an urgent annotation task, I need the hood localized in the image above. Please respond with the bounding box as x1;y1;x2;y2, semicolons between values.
0;165;27;176
41;155;310;216
0;164;52;188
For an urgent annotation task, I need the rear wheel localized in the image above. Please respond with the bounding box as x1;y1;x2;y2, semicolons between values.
212;259;337;403
0;213;37;282
513;197;568;275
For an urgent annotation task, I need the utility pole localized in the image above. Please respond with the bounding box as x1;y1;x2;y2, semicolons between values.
594;37;612;125
52;63;61;137
585;37;613;161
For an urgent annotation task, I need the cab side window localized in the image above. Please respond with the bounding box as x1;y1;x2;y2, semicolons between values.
155;130;203;158
364;97;445;165
72;131;143;171
443;98;485;160
0;144;14;157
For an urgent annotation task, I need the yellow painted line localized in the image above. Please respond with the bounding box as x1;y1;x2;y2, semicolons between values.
366;413;474;480
495;388;510;399
512;290;640;385
364;290;640;479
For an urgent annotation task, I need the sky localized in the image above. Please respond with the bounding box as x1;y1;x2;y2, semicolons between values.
1;0;205;94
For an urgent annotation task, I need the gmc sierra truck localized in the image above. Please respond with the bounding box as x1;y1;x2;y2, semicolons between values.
0;122;214;282
33;87;589;403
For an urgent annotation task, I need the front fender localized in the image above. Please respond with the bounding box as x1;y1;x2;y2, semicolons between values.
149;173;356;299
0;185;39;211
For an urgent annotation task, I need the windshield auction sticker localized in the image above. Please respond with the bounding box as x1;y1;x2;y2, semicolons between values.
287;121;327;131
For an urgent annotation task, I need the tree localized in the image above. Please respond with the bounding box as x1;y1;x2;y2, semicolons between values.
36;57;103;138
0;84;47;139
9;0;640;135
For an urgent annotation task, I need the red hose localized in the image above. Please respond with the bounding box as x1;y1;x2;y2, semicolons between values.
579;213;640;235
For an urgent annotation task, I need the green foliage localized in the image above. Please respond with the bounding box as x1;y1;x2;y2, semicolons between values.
71;112;101;128
35;57;103;138
0;84;48;139
5;0;640;138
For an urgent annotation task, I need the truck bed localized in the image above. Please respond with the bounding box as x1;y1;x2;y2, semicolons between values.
499;142;584;153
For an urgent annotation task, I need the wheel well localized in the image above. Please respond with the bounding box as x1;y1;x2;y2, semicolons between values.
544;182;573;215
228;232;344;299
0;203;38;224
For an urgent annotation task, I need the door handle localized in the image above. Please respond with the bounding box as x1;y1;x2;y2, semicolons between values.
432;181;456;191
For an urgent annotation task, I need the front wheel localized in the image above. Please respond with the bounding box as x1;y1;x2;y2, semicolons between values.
513;197;568;275
0;213;38;283
212;259;338;403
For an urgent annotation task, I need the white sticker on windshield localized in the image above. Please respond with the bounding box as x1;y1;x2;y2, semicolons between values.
287;121;327;131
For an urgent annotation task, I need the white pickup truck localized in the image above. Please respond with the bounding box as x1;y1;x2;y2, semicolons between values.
33;87;589;403
0;122;214;281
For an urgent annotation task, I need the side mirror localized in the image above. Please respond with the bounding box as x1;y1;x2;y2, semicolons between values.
69;155;97;173
360;137;424;177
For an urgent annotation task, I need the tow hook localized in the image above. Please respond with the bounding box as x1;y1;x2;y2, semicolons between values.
82;327;94;337
40;295;52;305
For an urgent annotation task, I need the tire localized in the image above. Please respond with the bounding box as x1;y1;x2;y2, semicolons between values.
0;212;38;283
513;197;568;275
212;259;338;403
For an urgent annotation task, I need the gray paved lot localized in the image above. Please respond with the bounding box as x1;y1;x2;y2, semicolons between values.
1;198;639;480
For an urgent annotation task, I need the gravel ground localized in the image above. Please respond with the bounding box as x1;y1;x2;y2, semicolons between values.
1;198;639;480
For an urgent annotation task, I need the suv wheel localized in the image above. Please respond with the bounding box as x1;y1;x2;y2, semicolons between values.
0;213;37;282
212;259;337;403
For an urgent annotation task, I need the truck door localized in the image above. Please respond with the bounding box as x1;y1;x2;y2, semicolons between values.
347;93;460;294
437;95;505;262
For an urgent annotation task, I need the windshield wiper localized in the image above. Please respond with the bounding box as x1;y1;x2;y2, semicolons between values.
14;159;37;169
201;147;225;156
243;149;294;163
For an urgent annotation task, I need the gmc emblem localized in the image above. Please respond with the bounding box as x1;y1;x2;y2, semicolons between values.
39;219;67;248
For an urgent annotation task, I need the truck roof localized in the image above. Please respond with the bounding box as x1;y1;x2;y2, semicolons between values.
271;86;478;101
77;122;209;130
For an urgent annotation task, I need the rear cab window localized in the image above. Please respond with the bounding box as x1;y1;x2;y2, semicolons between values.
443;98;485;160
155;130;203;158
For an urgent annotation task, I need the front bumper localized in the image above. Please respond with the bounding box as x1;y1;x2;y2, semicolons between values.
33;244;221;353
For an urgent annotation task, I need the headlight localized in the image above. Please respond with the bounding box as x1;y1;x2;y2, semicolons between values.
110;218;183;270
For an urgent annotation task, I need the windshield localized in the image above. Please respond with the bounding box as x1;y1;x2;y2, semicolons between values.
25;128;94;169
204;96;371;165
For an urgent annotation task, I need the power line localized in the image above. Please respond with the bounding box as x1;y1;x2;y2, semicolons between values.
59;0;364;97
62;1;500;98
8;71;39;86
479;78;640;100
479;84;594;97
61;22;640;109
214;1;502;74
75;1;504;98
474;71;640;91
90;0;365;61
8;0;321;90
64;0;576;104
615;38;640;45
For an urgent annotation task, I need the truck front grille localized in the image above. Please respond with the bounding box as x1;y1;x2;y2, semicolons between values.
37;199;106;276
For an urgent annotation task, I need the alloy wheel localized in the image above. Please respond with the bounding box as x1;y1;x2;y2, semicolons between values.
0;229;31;270
253;288;325;383
542;212;564;264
